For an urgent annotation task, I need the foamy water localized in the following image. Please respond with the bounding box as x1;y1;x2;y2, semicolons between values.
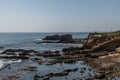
0;60;4;69
0;59;22;69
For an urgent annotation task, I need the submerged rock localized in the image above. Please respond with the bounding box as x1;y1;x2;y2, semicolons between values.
32;58;44;64
0;56;29;59
37;50;61;57
34;75;41;80
2;49;38;56
23;66;37;72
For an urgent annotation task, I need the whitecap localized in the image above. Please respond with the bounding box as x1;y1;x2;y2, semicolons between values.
3;59;22;64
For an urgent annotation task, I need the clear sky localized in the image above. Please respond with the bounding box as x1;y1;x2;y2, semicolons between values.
0;0;120;32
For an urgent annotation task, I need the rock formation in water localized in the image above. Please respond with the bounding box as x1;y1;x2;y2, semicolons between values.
43;34;74;43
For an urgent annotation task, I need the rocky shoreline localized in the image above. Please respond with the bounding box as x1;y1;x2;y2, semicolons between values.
0;31;120;80
36;34;87;44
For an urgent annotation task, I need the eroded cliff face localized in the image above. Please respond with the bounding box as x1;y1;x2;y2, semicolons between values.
83;31;120;51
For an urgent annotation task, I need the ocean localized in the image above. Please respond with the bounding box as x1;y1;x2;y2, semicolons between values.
0;32;89;51
0;32;96;80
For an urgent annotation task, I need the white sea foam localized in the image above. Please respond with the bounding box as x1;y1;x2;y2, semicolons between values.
0;59;22;69
3;60;22;64
0;60;4;69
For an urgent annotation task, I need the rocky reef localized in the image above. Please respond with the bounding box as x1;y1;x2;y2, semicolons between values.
0;31;120;80
41;34;87;44
66;31;120;79
43;34;74;43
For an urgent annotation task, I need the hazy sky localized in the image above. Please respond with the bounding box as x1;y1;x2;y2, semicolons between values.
0;0;120;32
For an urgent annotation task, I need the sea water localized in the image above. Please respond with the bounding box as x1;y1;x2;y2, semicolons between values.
0;32;91;80
0;32;89;51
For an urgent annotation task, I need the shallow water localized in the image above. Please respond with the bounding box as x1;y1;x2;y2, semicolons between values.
0;58;99;80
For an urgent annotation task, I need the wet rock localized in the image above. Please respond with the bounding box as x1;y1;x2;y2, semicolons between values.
0;47;4;49
38;51;61;57
24;66;37;72
2;49;38;56
0;56;29;59
45;70;68;77
59;34;74;43
3;75;19;80
65;68;78;72
32;58;44;64
43;77;50;80
80;69;85;73
62;47;83;52
40;68;78;79
46;73;54;77
43;35;60;40
93;74;107;79
54;71;68;76
34;75;40;80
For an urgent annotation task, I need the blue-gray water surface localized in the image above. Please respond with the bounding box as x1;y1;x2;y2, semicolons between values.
0;32;102;80
0;32;89;51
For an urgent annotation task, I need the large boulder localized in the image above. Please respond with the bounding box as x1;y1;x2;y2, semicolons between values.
43;35;60;40
42;34;74;43
59;34;74;43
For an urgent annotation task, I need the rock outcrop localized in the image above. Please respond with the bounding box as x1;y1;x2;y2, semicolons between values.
83;31;120;51
42;34;74;43
43;35;60;40
0;49;38;59
59;34;74;43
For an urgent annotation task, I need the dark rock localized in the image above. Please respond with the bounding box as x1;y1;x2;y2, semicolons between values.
43;35;60;40
32;58;44;64
2;49;38;56
59;34;74;43
34;75;40;80
37;51;61;57
0;56;29;59
0;47;4;49
24;66;37;72
93;74;107;79
42;34;74;43
43;77;50;80
62;47;83;52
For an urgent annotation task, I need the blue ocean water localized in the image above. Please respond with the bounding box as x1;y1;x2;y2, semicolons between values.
0;32;89;51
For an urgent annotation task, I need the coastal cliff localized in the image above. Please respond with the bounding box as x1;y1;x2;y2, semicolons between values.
83;31;120;51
